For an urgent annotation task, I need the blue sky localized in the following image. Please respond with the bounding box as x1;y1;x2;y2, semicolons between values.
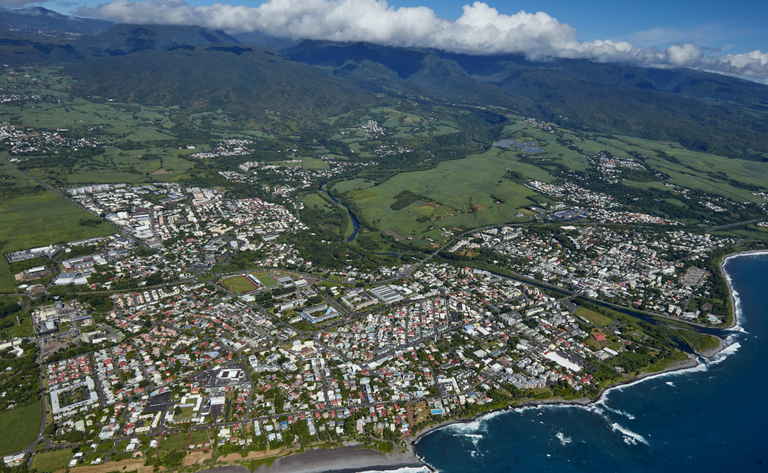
387;0;767;54
96;0;763;54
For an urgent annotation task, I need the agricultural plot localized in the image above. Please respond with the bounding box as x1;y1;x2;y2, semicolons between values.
0;192;114;253
0;163;37;188
21;146;197;185
0;191;113;291
336;147;542;244
503;121;768;204
301;157;330;170
331;178;375;194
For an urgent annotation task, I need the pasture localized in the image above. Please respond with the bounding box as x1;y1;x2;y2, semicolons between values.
335;147;541;244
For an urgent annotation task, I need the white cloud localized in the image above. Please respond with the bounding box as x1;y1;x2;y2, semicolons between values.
76;0;768;81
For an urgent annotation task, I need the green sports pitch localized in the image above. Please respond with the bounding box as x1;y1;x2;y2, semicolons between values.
221;275;260;294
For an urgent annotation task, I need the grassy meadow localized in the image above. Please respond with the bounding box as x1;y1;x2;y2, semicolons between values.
0;401;42;455
31;448;73;472
336;147;543;245
503;121;768;203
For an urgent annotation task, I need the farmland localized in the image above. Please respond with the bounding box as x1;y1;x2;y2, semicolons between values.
335;147;543;246
330;119;768;247
501;121;768;203
0;191;114;291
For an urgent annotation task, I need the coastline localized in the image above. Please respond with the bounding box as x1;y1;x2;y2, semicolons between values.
243;249;757;472
78;251;757;473
410;248;760;451
202;445;429;473
410;356;699;448
720;248;768;329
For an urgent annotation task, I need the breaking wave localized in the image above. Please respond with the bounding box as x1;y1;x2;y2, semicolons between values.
611;423;649;446
357;468;433;473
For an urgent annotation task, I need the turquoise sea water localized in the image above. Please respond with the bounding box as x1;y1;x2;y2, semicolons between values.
415;253;768;473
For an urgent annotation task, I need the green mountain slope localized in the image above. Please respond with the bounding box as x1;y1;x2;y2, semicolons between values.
284;41;768;160
67;45;373;124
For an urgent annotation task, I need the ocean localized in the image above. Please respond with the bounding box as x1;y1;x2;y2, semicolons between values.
414;252;768;473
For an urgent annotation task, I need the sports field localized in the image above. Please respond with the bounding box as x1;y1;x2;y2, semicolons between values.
221;275;259;294
252;273;279;287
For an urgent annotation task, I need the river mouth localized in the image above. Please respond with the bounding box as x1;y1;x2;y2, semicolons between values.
319;187;360;242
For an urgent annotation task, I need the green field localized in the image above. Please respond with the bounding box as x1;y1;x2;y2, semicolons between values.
189;429;212;446
574;307;612;326
20;146;198;186
221;275;259;294
0;401;42;455
156;432;189;453
336;147;541;244
0;310;35;340
302;157;330;170
0;192;114;252
673;328;722;352
32;449;72;472
254;273;278;287
0;192;114;291
497;121;768;205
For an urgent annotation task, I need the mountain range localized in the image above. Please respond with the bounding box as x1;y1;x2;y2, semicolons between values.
2;15;768;159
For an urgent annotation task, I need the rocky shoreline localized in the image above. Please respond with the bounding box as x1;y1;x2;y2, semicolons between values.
409;355;700;449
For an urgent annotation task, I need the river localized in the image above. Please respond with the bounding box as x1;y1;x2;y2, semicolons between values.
319;188;360;242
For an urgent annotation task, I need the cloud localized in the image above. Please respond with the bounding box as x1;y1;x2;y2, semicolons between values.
1;0;51;7
76;0;768;81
